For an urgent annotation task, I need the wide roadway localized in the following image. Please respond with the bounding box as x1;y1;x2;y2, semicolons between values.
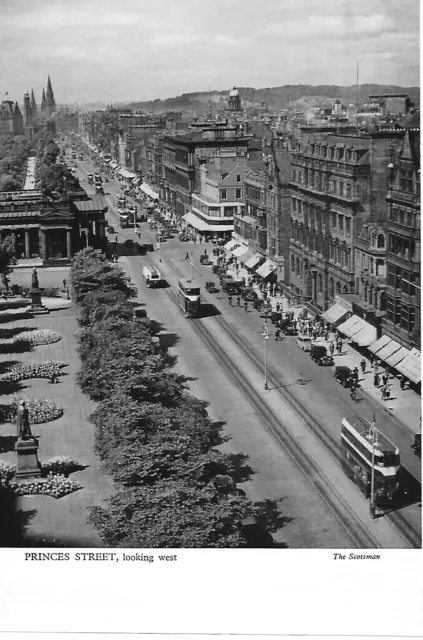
73;149;421;547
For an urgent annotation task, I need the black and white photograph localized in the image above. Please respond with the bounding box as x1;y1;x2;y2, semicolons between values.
0;0;421;636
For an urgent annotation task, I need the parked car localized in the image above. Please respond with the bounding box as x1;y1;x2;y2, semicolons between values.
317;355;335;366
200;255;212;265
296;335;313;351
281;323;298;336
205;281;218;293
411;433;421;457
310;345;327;363
144;243;155;252
334;365;352;387
242;288;258;301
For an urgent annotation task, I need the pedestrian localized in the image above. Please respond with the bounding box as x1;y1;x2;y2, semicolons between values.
329;342;335;356
337;340;343;354
276;302;280;313
244;300;248;312
373;372;380;387
360;358;366;374
382;372;389;386
237;295;241;306
399;375;407;390
353;367;359;384
199;236;203;244
381;384;390;401
228;295;232;306
275;327;280;341
324;330;329;341
185;252;189;260
63;278;67;289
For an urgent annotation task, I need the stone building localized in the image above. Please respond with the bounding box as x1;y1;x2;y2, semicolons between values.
0;101;24;136
0;191;107;265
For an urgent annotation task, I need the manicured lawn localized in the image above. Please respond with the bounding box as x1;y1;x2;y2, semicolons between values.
0;305;115;547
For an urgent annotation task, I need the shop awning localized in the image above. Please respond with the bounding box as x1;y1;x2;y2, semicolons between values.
375;339;402;364
182;212;233;233
256;260;277;279
337;314;363;337
232;245;249;258
140;182;159;199
224;239;239;252
350;321;377;347
322;303;349;326
396;352;421;384
240;250;254;265
119;168;136;179
110;161;118;169
245;253;263;270
385;346;410;368
368;335;392;355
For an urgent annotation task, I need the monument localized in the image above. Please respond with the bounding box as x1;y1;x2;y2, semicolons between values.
28;267;49;314
15;399;41;480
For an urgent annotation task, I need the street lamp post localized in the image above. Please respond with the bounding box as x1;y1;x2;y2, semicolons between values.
262;320;269;390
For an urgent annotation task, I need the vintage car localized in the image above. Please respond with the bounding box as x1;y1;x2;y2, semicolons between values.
334;365;352;387
242;288;258;302
205;281;218;293
317;355;334;366
199;254;212;265
310;345;327;363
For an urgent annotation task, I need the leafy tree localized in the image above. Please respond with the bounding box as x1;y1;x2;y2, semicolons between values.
36;163;80;193
0;236;16;279
0;175;20;192
90;482;281;548
70;248;136;303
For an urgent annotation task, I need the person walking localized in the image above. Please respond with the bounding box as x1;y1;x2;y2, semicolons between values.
381;384;390;401
352;367;359;385
237;295;241;307
382;372;389;387
228;295;232;306
63;278;67;289
275;327;280;341
185;252;189;260
244;300;248;312
360;358;366;374
337;339;343;355
199;236;203;244
329;341;335;357
350;380;357;399
400;375;407;390
324;329;329;341
373;371;380;387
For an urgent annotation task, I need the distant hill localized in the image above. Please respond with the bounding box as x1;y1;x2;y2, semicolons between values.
122;84;420;113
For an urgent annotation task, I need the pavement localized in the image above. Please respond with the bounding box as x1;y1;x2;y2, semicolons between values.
223;261;421;435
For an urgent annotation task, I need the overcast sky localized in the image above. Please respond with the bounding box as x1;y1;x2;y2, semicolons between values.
0;0;419;105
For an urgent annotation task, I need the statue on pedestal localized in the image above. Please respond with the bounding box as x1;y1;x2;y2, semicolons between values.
31;267;39;290
16;399;32;440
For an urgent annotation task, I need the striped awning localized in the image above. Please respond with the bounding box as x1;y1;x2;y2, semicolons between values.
396;352;421;384
224;239;239;252
240;250;254;265
245;253;263;269
322;303;349;326
256;260;277;279
368;335;392;355
337;315;363;337
350;321;377;346
232;245;249;258
384;346;410;368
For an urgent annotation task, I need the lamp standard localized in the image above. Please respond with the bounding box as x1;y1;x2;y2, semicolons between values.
261;319;269;390
366;413;378;519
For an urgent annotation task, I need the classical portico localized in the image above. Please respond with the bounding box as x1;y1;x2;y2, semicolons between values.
0;192;107;265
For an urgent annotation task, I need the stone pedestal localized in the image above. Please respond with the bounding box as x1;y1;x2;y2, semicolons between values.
29;287;49;315
15;438;42;480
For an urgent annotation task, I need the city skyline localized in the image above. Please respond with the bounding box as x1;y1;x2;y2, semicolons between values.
0;0;420;104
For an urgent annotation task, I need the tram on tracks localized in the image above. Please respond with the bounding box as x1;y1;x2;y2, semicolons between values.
341;418;401;506
178;278;201;318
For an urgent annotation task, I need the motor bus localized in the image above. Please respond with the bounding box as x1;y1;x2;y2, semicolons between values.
341;417;401;506
178;279;201;318
142;265;162;288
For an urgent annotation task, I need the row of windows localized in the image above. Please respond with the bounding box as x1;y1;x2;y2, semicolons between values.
221;188;242;200
292;171;358;199
389;235;416;261
307;143;358;163
387;265;418;296
290;255;350;296
390;207;418;228
399;169;414;193
355;252;386;277
386;297;417;332
246;185;261;201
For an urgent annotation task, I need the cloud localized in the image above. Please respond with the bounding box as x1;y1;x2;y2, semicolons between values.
264;12;395;40
150;33;202;47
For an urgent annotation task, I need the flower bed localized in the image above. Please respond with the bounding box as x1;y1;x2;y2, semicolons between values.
13;330;61;347
0;460;82;498
0;361;69;383
10;474;81;498
0;399;64;425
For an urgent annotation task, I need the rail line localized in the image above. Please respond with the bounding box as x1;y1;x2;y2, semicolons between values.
162;257;421;549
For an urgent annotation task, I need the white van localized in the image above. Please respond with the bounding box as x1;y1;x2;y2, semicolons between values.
142;265;162;288
296;335;313;351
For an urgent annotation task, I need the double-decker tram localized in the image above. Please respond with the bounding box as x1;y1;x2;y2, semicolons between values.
341;418;401;506
178;279;201;318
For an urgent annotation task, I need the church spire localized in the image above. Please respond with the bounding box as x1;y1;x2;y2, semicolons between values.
31;89;37;115
41;88;47;115
46;75;56;116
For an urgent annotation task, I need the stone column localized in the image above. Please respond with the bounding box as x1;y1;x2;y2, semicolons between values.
39;229;47;261
66;229;72;259
11;231;17;254
25;230;31;258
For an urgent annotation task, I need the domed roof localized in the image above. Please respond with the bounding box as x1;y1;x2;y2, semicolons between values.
229;86;239;98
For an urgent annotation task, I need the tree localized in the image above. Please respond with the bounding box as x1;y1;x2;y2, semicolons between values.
36;163;80;193
90;481;282;548
70;248;136;304
0;236;16;279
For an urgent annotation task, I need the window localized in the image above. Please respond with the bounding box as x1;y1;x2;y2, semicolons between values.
346;218;351;235
221;189;227;200
293;169;297;182
236;174;241;183
330;278;334;298
377;233;385;249
318;273;323;293
332;212;337;228
292;199;297;212
338;215;344;231
236;189;242;199
400;169;413;192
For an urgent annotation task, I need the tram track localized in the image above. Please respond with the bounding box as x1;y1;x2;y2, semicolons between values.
161;257;421;549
